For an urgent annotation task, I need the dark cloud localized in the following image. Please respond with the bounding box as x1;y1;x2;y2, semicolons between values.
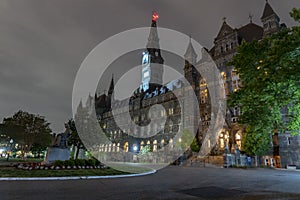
0;0;299;132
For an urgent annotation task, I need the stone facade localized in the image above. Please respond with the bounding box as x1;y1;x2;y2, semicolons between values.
76;2;298;167
279;134;300;168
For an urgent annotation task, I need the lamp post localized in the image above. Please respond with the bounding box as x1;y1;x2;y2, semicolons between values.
6;139;13;161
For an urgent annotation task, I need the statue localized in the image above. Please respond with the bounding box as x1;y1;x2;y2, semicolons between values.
52;123;71;148
44;123;71;164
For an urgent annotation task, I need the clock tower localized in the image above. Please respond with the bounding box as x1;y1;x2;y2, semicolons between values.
141;12;164;91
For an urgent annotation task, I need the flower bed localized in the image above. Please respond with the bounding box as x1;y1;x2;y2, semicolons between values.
14;159;107;171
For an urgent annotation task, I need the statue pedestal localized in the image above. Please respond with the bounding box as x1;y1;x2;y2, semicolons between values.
44;147;70;164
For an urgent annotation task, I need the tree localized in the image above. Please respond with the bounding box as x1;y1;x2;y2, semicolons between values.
67;119;85;159
2;110;52;159
190;138;200;152
290;8;300;22
229;10;300;156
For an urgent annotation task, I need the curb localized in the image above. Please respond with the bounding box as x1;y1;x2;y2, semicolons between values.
0;169;156;181
274;168;300;172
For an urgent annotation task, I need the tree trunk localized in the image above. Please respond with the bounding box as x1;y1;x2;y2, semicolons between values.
75;146;80;159
37;150;41;158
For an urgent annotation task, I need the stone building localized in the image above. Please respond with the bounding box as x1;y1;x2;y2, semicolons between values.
76;1;298;167
209;1;288;158
92;14;204;159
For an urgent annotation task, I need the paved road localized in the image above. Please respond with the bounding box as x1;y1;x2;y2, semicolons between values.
1;166;300;200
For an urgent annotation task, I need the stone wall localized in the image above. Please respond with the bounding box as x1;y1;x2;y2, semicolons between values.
279;134;300;168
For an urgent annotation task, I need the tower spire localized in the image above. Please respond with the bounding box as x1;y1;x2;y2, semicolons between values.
261;0;280;37
184;36;197;65
141;12;164;91
108;74;114;96
147;11;160;49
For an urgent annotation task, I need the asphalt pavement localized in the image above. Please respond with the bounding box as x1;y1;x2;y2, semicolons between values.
1;166;300;200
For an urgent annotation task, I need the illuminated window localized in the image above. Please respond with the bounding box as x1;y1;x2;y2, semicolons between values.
200;79;207;87
220;138;224;149
117;143;120;152
124;142;129;152
140;141;144;150
161;110;165;117
169;139;173;149
236;133;242;149
201;89;208;103
153;140;158;152
221;71;226;80
112;143;116;152
232;69;237;77
233;79;240;92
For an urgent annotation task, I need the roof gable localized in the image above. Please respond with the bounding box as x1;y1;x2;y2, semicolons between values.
261;2;277;19
216;21;235;39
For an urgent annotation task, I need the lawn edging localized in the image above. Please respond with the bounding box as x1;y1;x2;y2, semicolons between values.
0;168;156;181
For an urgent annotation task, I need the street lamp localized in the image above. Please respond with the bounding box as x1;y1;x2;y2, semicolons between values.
6;139;13;161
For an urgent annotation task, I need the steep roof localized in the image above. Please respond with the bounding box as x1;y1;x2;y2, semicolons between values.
216;21;235;39
209;46;215;57
184;37;197;65
238;22;263;42
261;1;277;19
146;20;160;49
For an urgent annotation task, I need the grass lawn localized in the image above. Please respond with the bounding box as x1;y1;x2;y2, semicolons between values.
0;158;154;177
0;166;131;177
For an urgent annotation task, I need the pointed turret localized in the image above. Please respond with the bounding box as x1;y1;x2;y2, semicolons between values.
146;13;160;50
146;12;164;64
106;75;114;109
108;75;114;96
261;0;278;19
184;37;199;91
261;0;280;37
85;93;94;113
141;12;164;91
184;36;197;66
78;99;83;109
76;99;83;115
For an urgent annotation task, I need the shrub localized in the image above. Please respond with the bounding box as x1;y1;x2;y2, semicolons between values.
64;159;75;167
87;159;96;167
74;159;86;166
53;160;63;167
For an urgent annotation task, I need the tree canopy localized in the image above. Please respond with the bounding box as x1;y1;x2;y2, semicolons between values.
2;110;52;159
229;11;300;155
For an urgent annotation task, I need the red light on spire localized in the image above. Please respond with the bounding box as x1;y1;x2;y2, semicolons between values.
152;11;159;22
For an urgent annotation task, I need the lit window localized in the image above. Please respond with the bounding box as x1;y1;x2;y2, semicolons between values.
161;110;165;117
200;79;207;87
153;140;158;152
169;108;174;115
232;70;237;77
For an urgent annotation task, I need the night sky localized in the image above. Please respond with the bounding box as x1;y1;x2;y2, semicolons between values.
0;0;299;132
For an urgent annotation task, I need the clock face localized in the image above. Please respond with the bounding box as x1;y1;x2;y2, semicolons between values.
142;52;150;64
